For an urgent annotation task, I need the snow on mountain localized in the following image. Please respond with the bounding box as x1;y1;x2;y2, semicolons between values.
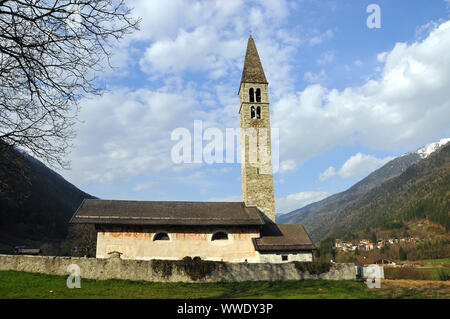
416;138;450;159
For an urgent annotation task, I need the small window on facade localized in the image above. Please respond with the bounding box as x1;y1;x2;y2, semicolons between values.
256;88;261;102
212;232;228;241
249;88;254;102
153;232;170;241
256;168;260;174
256;106;261;119
251;106;256;119
282;255;288;261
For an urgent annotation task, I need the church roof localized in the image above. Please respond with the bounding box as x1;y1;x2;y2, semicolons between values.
70;199;265;226
253;223;316;251
240;35;268;84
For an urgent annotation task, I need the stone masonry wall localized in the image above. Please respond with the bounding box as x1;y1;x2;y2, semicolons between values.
239;82;275;222
0;254;356;283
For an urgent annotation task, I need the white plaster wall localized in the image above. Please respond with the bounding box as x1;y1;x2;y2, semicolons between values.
257;252;313;263
96;226;261;263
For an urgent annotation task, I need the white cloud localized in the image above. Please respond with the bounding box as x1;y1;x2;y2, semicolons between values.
309;29;333;46
303;70;327;83
319;166;336;181
135;0;295;85
140;26;243;79
415;20;442;40
276;191;328;215
133;181;160;192
186;167;231;181
317;51;335;65
319;153;393;181
186;171;207;181
337;153;393;178
130;0;244;41
274;20;450;168
58;87;199;185
279;159;296;173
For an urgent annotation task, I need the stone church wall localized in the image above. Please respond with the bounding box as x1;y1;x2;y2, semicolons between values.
0;254;356;282
239;82;276;222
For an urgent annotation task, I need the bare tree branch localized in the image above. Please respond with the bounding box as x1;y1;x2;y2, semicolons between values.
0;0;140;168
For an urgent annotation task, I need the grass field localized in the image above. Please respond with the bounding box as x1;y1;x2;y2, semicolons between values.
414;258;450;264
384;266;450;281
0;271;449;299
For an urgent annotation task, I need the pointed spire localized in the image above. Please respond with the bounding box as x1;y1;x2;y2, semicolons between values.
240;35;268;84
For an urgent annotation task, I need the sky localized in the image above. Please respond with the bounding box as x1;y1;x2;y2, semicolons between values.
55;0;450;216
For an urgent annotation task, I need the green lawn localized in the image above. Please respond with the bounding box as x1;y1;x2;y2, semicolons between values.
0;271;448;299
384;266;450;281
418;258;450;264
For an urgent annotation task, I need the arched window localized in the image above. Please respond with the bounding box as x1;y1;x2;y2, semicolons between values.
250;106;256;119
212;232;228;241
153;232;170;241
249;88;254;102
255;88;261;102
256;106;261;119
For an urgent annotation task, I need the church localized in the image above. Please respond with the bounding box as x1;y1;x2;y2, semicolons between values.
70;36;316;263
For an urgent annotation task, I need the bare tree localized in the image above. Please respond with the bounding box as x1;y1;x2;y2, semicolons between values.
0;0;139;168
64;224;97;257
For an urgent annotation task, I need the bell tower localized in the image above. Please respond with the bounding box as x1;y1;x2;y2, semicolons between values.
239;35;275;222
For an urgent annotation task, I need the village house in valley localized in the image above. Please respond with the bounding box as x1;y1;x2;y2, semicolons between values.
70;36;316;263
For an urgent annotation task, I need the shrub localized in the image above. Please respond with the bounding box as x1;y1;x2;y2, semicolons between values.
384;267;438;281
176;257;226;281
151;260;173;279
293;261;331;275
151;258;227;281
437;268;450;281
399;247;407;261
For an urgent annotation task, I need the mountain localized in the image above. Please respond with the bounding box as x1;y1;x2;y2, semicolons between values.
278;139;450;242
0;144;93;251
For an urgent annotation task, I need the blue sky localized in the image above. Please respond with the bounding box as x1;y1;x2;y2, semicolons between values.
56;0;450;216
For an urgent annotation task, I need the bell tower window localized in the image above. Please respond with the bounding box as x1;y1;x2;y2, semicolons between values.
251;106;256;119
256;106;261;119
249;88;254;102
256;88;261;102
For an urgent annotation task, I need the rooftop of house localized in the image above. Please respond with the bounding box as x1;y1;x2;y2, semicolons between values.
70;200;316;253
70;199;266;226
253;223;316;252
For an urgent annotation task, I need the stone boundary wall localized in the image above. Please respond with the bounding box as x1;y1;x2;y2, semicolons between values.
0;254;356;283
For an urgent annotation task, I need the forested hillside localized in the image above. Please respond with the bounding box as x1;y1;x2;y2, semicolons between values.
0;143;93;251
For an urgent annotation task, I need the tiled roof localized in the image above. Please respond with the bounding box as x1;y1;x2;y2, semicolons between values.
253;223;316;251
240;35;268;84
70;199;265;226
